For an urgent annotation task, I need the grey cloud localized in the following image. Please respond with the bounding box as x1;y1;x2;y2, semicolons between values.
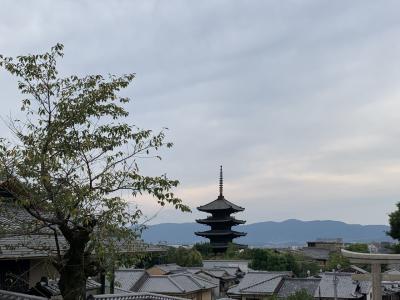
1;0;400;225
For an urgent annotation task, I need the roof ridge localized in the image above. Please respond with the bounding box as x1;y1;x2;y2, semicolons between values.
241;275;283;292
248;271;289;274
0;289;47;300
131;271;149;292
188;274;205;289
284;277;320;280
192;274;216;286
168;275;186;292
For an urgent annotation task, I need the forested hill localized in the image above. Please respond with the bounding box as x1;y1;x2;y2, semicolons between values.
141;219;392;246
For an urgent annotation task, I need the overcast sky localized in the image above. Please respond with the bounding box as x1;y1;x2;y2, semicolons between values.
1;0;400;225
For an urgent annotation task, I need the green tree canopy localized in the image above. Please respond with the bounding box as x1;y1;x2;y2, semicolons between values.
346;243;369;253
388;202;400;241
326;252;350;271
165;247;203;267
0;44;189;300
193;242;214;259
247;249;298;273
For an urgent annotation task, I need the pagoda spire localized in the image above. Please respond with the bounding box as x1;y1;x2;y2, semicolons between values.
219;165;223;197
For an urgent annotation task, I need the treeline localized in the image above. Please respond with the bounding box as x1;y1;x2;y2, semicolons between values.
194;243;321;277
139;242;371;277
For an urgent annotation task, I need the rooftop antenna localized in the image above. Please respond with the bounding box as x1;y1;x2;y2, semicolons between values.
219;165;223;197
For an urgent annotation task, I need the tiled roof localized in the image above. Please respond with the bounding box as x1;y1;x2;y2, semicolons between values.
30;278;101;297
175;266;236;279
139;277;181;294
1;188;165;260
277;278;320;298
358;280;400;296
227;271;291;296
214;267;241;277
358;281;371;295
242;277;282;294
136;273;217;294
384;269;400;275
0;205;164;260
202;269;229;279
153;264;184;274
93;292;187;300
0;289;47;300
202;260;250;273
192;272;220;285
382;282;400;295
115;269;147;291
0;203;51;235
192;274;219;289
0;234;68;259
182;267;202;274
314;273;363;299
197;196;244;212
0;234;163;260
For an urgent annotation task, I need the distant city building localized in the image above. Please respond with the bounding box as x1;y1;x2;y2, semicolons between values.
195;167;247;253
297;238;344;267
307;238;344;251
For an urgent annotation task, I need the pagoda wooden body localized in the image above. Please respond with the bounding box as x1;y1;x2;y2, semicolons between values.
195;167;246;253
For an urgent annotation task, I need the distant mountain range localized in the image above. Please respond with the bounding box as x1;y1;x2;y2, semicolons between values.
141;219;393;246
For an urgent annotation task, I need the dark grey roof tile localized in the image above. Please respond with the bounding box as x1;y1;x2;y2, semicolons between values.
93;292;187;300
277;278;320;298
0;289;47;300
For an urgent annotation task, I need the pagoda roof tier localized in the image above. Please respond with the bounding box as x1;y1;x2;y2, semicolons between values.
196;217;246;225
195;229;247;237
197;195;244;213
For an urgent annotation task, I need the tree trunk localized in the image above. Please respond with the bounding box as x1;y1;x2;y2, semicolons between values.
58;261;87;300
58;234;89;300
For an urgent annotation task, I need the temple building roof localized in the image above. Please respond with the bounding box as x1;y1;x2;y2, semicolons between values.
197;196;244;213
196;216;245;225
195;229;246;237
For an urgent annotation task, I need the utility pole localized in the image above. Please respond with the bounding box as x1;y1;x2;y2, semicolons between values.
333;264;341;300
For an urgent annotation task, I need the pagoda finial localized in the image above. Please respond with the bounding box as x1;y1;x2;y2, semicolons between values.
219;165;223;197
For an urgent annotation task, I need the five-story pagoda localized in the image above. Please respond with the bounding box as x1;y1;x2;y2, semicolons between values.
195;166;246;252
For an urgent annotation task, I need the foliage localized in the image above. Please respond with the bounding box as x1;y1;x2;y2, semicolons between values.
239;248;319;277
326;252;350;271
223;243;242;259
193;242;214;259
291;254;320;277
0;44;189;300
193;243;243;260
165;247;203;267
193;243;320;277
137;246;202;268
286;289;314;300
388;243;400;254
245;248;298;272
135;252;166;269
346;243;369;253
388;202;400;241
